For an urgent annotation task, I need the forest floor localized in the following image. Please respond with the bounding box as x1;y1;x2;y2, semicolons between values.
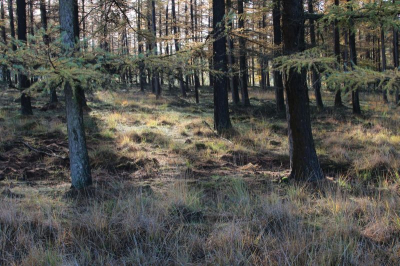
0;84;400;265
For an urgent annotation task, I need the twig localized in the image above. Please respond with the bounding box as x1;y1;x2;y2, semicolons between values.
20;141;67;160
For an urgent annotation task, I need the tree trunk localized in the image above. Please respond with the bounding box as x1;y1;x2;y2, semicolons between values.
226;0;240;104
238;0;250;106
40;0;57;103
213;0;232;134
172;0;186;97
282;0;324;181
308;0;323;109
137;0;145;92
394;0;400;105
151;0;161;98
273;0;285;113
333;0;342;107
348;1;361;114
381;28;388;103
59;0;92;189
17;0;32;115
1;0;8;83
8;0;17;84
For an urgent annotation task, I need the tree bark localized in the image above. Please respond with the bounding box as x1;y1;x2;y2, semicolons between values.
273;0;285;114
238;0;250;106
381;28;388;103
1;0;9;83
394;0;400;105
308;0;323;109
151;0;161;98
213;0;232;134
333;0;343;107
226;0;239;104
282;0;324;181
172;0;186;97
17;0;33;115
59;0;92;189
347;0;361;114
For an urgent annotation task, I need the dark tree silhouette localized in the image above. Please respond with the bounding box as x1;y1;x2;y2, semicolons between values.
282;0;324;181
213;0;232;134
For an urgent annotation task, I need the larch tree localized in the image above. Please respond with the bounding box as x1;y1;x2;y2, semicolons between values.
308;0;323;109
282;0;324;181
17;0;33;115
238;0;250;106
59;0;92;189
273;0;285;114
213;0;232;134
333;0;343;107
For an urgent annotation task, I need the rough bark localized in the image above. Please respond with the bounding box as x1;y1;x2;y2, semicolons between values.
59;0;92;189
213;0;232;133
282;0;324;181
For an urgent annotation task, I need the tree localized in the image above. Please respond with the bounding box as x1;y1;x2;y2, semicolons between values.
238;0;250;106
213;0;232;134
226;0;239;104
282;0;324;181
273;0;285;114
172;0;186;97
308;0;323;109
394;0;399;105
59;0;92;189
347;0;361;114
333;0;343;107
39;0;57;103
1;0;9;83
17;0;33;115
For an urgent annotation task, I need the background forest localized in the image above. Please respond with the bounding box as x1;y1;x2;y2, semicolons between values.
0;0;400;265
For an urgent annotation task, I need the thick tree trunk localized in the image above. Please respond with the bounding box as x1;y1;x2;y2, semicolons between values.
273;0;285;113
282;0;324;181
17;0;32;115
238;0;250;106
213;0;232;133
59;0;92;189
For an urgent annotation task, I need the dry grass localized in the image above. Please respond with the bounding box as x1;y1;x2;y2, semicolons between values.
0;87;400;265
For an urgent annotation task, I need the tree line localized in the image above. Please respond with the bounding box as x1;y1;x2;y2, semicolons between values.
0;0;399;189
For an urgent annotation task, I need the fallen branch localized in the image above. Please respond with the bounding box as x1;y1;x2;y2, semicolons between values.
20;141;67;160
